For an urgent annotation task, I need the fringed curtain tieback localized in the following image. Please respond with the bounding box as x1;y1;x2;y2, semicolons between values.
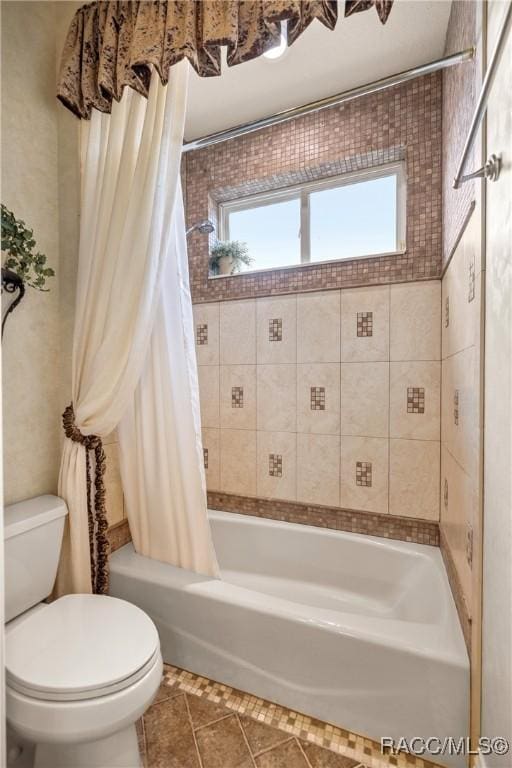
62;404;109;594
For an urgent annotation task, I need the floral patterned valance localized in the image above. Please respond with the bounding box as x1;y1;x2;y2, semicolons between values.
57;0;394;120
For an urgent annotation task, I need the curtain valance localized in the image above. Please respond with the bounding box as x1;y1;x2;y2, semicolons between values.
57;0;393;120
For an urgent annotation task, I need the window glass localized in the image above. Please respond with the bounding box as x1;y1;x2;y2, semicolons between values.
228;197;301;272
215;165;404;276
309;174;397;262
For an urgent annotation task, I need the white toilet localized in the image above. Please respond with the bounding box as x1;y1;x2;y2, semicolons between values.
5;495;163;768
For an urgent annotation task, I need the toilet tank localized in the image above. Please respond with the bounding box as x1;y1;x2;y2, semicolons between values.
4;495;68;622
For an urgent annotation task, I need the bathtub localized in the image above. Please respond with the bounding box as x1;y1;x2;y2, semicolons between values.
110;511;469;767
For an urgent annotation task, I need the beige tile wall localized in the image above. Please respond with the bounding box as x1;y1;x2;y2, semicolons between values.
440;207;482;615
195;280;441;522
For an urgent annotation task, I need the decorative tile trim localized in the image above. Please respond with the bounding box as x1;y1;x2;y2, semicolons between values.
454;389;459;425
440;527;471;654
232;386;244;408
468;258;475;302
203;447;209;469
356;461;372;487
466;523;473;569
269;453;283;477
269;318;283;342
106;519;131;553
310;386;326;411
211;148;404;205
163;664;443;768
407;387;425;414
207;492;440;547
197;323;208;345
357;311;373;337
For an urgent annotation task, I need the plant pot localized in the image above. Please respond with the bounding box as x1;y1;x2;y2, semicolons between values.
218;254;234;275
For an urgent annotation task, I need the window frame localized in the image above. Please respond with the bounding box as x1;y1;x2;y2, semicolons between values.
217;161;407;273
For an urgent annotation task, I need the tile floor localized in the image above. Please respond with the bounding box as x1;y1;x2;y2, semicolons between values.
137;665;441;768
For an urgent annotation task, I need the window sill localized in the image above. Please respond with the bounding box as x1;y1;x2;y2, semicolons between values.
207;248;407;280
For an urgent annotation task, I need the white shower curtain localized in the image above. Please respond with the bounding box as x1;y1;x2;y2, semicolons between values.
117;190;218;574
57;62;218;594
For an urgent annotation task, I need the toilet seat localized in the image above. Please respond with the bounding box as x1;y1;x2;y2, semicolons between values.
6;594;160;703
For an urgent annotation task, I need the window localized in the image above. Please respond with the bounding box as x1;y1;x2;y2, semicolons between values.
217;163;406;274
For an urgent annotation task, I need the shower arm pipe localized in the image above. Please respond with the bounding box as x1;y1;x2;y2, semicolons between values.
182;48;474;153
453;2;512;189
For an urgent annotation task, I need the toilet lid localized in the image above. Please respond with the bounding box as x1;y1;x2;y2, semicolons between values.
6;594;160;700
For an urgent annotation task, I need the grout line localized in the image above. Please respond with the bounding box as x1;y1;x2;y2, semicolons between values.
442;341;477;362
295;293;299;504
137;717;147;768
388;285;391;516
339;293;343;507
296;737;314;768
236;714;258;768
192;712;234;733
251;735;295;759
184;694;205;768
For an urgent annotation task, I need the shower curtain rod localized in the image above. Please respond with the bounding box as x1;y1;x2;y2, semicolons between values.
182;48;474;152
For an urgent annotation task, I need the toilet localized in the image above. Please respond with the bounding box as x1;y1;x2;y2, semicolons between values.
5;495;162;768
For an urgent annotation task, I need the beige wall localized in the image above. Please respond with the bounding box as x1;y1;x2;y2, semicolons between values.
481;0;512;762
1;0;125;528
2;1;61;504
195;281;441;522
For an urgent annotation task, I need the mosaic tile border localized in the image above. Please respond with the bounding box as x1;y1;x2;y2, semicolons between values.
440;527;471;654
107;519;131;553
207;492;440;547
161;664;443;768
108;492;440;555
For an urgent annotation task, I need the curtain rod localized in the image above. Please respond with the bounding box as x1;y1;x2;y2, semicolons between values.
453;2;512;189
182;48;474;152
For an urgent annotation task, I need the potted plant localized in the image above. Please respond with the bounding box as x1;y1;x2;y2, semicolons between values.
209;240;253;276
1;204;55;336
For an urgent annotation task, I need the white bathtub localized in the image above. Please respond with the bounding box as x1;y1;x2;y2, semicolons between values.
110;511;469;767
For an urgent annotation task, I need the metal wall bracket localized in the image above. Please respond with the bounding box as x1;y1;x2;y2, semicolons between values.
1;267;25;338
455;154;502;188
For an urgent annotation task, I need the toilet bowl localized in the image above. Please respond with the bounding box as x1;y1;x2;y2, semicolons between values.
4;496;163;768
6;594;162;768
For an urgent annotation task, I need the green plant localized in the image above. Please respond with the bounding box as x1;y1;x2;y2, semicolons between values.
1;204;55;290
209;240;253;275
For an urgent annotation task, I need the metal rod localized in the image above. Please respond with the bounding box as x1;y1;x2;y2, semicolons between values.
453;2;512;189
183;49;474;153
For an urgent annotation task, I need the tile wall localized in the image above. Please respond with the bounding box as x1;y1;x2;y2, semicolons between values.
442;0;479;265
440;206;482;639
195;280;441;522
185;73;442;302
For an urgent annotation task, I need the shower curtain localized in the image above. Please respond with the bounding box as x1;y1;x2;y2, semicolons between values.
57;62;218;594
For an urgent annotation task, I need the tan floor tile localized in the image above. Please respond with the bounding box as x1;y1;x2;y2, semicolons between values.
146;666;442;768
187;693;231;729
240;716;290;756
195;714;254;768
300;740;361;767
255;738;308;767
144;694;200;768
